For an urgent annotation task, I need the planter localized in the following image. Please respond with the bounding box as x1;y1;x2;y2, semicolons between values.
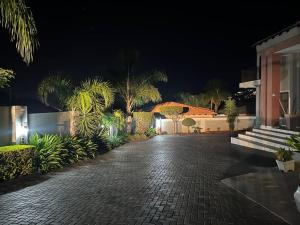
276;160;295;172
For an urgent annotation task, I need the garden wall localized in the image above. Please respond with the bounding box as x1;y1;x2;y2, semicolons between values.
0;107;12;145
156;115;255;134
28;111;75;136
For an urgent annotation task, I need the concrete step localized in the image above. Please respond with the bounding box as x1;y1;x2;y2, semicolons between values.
260;125;300;135
231;137;276;153
238;134;294;151
245;131;288;144
252;128;292;139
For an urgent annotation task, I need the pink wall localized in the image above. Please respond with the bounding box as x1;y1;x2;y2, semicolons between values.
259;35;300;126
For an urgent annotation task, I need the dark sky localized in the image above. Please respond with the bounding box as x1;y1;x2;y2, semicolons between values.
1;1;300;102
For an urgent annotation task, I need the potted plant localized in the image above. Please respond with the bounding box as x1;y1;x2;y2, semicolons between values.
275;148;295;172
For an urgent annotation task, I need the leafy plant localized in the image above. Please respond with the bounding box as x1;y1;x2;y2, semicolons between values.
0;69;14;88
29;133;64;173
106;132;128;149
204;79;230;113
275;148;294;162
287;135;300;151
182;118;196;133
38;75;72;111
78;137;98;159
117;71;168;115
60;136;86;164
144;127;156;138
67;78;115;137
224;98;238;133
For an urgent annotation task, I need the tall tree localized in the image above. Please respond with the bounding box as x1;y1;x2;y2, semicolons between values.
117;71;167;114
38;75;72;111
204;79;230;113
160;106;183;134
177;92;209;108
66;78;114;138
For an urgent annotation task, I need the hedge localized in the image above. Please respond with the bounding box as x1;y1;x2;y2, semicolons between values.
0;145;35;181
133;112;154;133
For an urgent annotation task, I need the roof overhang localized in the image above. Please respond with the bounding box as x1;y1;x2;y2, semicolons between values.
275;43;300;54
254;21;300;53
239;79;261;89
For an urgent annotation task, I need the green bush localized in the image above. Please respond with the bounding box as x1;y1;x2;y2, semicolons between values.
144;127;156;138
182;118;196;133
287;135;300;151
0;145;35;181
29;133;64;173
275;148;294;162
106;132;128;149
60;136;87;165
133;112;154;133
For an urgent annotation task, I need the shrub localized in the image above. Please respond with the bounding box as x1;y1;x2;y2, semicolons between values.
287;135;300;151
160;106;183;133
60;136;87;165
0;145;35;181
106;132;128;149
275;148;294;162
29;133;64;173
144;127;156;138
133;112;154;133
78;137;98;159
182;118;196;133
224;99;238;133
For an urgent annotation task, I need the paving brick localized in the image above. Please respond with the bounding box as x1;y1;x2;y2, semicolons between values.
0;135;287;224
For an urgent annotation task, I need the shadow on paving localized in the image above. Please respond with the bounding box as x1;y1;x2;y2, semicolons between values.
0;152;116;195
223;146;300;225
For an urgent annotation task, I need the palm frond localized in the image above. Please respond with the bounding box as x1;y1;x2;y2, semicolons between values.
0;0;38;64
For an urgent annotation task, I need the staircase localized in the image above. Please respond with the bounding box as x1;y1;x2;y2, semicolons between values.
231;125;300;153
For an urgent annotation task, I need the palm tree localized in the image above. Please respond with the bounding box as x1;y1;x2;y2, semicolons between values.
177;92;210;108
67;78;115;137
0;0;38;88
117;71;167;114
204;79;230;113
38;76;115;137
0;0;38;64
38;75;72;111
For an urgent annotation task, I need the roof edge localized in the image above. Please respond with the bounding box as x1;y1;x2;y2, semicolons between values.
252;21;300;47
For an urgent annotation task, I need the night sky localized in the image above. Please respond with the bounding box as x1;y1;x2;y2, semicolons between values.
1;1;300;103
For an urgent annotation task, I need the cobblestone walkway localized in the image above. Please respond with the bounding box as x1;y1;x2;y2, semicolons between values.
0;135;287;225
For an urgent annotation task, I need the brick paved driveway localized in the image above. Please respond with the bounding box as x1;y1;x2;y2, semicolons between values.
0;135;287;225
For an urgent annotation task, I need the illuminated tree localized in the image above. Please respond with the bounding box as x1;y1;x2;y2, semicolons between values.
160;106;183;134
118;71;167;114
182;118;196;133
204;79;230;113
67;78;115;138
224;98;238;134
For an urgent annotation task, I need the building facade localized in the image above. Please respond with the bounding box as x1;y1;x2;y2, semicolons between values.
240;21;300;131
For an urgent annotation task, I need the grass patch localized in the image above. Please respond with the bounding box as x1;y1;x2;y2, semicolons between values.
0;145;34;153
